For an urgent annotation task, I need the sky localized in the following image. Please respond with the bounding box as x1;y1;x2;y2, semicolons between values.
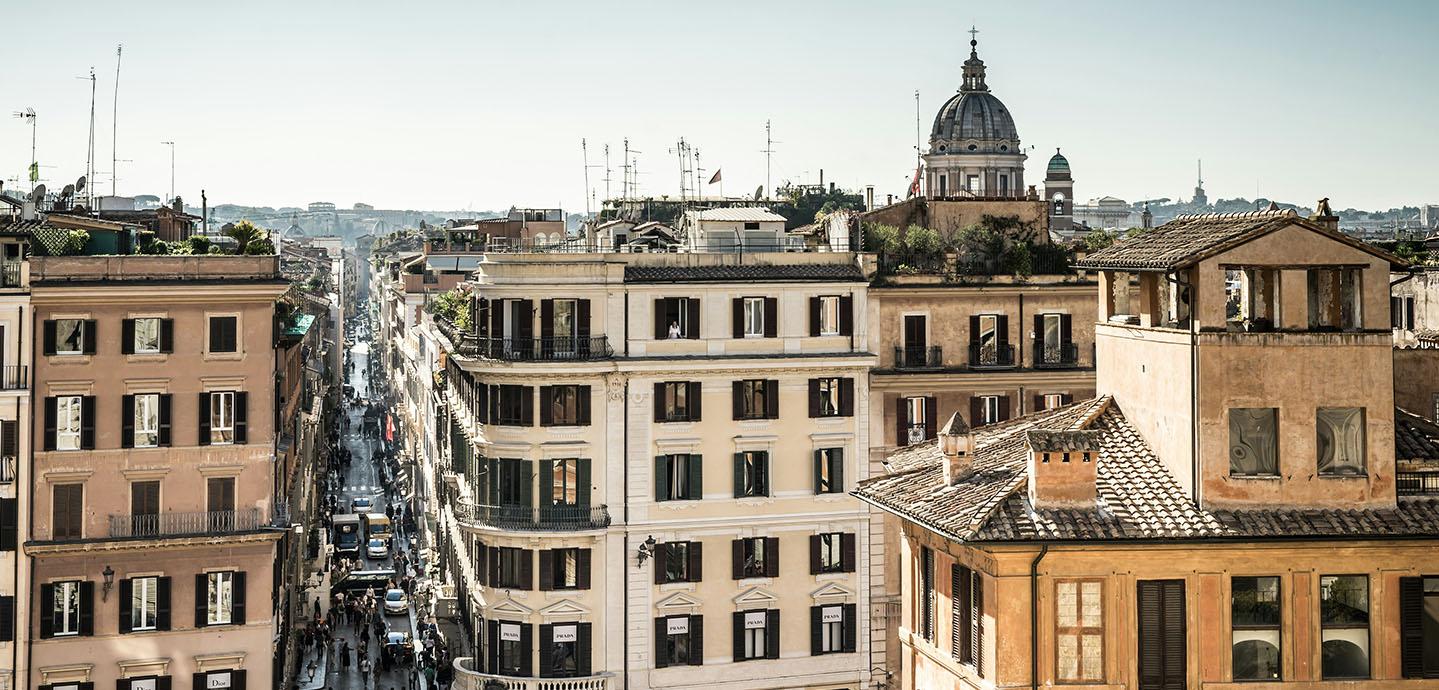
1;0;1436;214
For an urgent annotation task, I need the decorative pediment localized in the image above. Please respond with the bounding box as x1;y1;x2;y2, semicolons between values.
731;586;778;608
810;581;855;603
487;596;534;617
538;598;590;621
655;591;702;612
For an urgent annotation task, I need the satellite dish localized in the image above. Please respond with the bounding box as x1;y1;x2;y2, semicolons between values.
61;184;75;198
753;185;763;201
30;184;46;203
75;176;87;193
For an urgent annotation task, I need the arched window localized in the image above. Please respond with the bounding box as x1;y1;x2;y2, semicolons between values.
1052;193;1066;215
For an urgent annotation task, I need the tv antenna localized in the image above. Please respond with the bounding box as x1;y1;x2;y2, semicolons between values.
12;109;36;193
602;143;612;203
760;120;780;201
77;68;96;208
581;138;602;219
111;44;123;199
160;141;175;204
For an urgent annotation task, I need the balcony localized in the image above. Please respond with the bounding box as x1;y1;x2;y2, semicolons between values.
108;507;273;539
968;342;1016;369
1032;342;1080;369
0;455;13;483
0;365;28;390
1397;471;1439;496
452;658;611;690
452;502;611;532
893;345;942;370
0;261;22;288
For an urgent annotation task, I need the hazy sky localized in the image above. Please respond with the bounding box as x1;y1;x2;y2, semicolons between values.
2;0;1435;213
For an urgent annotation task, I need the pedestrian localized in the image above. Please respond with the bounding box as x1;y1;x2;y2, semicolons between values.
341;641;352;671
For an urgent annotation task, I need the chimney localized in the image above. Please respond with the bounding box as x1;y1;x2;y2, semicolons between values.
865;186;875;211
938;411;975;485
1310;197;1339;232
172;197;183;213
1024;430;1103;509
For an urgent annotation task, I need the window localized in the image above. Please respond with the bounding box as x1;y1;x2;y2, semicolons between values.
1036;313;1074;364
491;385;533;426
547;549;580;590
1317;408;1365;476
743;298;765;338
657;297;698;340
1056;580;1103;683
542;385;588;426
206;572;234;626
55;319;85;355
952;566;984;674
210;392;235;445
52;483;83;540
1307;268;1361;331
818;296;840;336
656;615;701;667
919;547;935;642
734;380;775;421
816;605;845;654
1400;576;1439;677
736;537;771;579
52;580;83;636
659;541;697;584
546;623;580;677
814;448;843;494
130;480;159;536
737;610;773;660
976;395;1001;426
1393;296;1416;330
549;459;580;506
208;316;238;353
56;395;83;451
1226;268;1279;330
134;393;160;448
496;548;529;589
1043;394;1067;410
1229;408;1279;476
735;451;769;498
811;378;847;418
129;576;159;631
1232;576;1281;681
815;533;843;573
132;317;162;354
1319;575;1369;679
656;454;701;501
905;396;929;445
497;622;527;675
655;381;700;423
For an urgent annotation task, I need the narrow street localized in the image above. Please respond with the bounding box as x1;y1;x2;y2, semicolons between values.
293;305;448;690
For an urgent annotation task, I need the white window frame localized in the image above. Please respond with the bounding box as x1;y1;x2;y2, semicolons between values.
133;317;162;354
1043;394;1066;410
210;391;235;445
743;297;765;338
135;393;160;448
131;575;159;631
906;396;928;444
57;395;83;451
820;606;844;653
819;295;840;336
54;580;82;636
558;549;579;589
666;454;689;501
818;378;841;416
207;571;233;625
818;532;843;572
978;395;1001;425
55;319;85;355
742;613;767;659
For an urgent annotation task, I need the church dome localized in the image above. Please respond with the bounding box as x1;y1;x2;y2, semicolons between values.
930;91;1019;149
1046;149;1071;179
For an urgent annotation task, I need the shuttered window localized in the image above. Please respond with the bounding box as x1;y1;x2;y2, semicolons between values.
1057;579;1102;682
919;547;935;642
208;316;238;353
1137;579;1185;690
52;483;83;540
655;614;703;667
1399;576;1439;678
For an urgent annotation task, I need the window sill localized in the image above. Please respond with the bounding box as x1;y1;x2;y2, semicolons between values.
202;352;244;362
1227;474;1280;480
815;572;850;582
737;577;772;587
654;500;702;511
1317;473;1368;479
813;493;850;503
735;497;775;508
658;582;696;593
127;353;167;363
49;355;92;365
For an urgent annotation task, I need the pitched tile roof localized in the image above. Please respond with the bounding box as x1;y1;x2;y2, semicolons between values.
623;263;865;283
855;397;1439;543
1025;429;1103;452
1395;407;1439;463
1074;209;1404;271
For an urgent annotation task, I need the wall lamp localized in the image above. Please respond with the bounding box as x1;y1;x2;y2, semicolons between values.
636;535;657;565
101;565;115;601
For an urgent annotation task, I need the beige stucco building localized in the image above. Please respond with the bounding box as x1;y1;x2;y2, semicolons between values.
857;209;1439;689
25;254;290;690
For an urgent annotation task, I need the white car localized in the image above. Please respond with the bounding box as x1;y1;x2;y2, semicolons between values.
383;588;408;615
351;497;373;513
366;538;389;560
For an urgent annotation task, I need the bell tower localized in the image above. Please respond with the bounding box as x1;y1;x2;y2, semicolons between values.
1044;148;1073;232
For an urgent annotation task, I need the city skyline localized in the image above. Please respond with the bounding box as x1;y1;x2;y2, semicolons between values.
1;0;1436;213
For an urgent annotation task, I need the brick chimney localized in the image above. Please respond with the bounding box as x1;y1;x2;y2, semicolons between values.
1024;430;1103;509
1309;197;1339;232
939;411;975;485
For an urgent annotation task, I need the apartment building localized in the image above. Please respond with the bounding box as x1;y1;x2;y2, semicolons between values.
411;250;875;690
856;209;1439;689
26;254;290;690
0;221;33;690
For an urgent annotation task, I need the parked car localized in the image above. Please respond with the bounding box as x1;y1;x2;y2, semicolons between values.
350;496;373;513
383;588;408;615
366;538;389;560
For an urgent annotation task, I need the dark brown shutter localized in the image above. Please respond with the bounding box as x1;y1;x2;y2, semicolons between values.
158;395;172;447
0;499;15;551
731;381;743;420
689;614;704;665
839;295;853;336
234;392;248;444
1034;394;1046;412
121;319;135;355
1;420;15;458
516;300;534;341
576;549;591;590
764;610;780;659
970;397;983;428
82;320;97;355
653;543;668;585
576;300;591;342
39;583;54;638
121;395;135;448
763;298;777;338
686;298;700;339
231;571;246;624
160;319;174;353
839;378;854;416
731;298;744;338
731;612;744;662
972;572;984;677
43;397;56;451
841;533;856;572
687;542;702;582
731;539;744;580
42;320;56;356
732;453;746;499
997;395;1011;423
843;603;857;653
808;379;820;418
654;299;667;339
194;575;208;627
808;297;821;336
764;380;779;419
519;623;533;677
1032;314;1044;363
78;580;94;635
80;396;96;450
763;537;779;577
198;393;211;446
810;606;822;655
996;315;1009;348
968;315;980;344
687;454;702;500
156;576;171;631
539;387;553;426
655;617;670;668
654;455;669;502
577;386;591;425
1061;393;1074;405
1138;579;1186;690
653;383;666;421
895;397;908;446
538;550;554;591
0;596;12;642
1399;576;1423;678
812;450;823;495
924;396;938;439
519;549;534;590
1061;313;1073;347
688;382;702;421
520;386;534;426
808;535;821;575
540;299;554;340
118;578;134;633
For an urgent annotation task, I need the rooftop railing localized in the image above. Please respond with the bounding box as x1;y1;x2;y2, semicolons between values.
1397;471;1439;496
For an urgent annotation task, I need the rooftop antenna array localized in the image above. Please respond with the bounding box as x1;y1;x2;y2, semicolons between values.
602;144;612;203
11;108;37;192
77;68;96;209
760;120;779;201
111;44;123;199
581;138;601;219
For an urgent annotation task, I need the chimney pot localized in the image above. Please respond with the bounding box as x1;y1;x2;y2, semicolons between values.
939;411;975;485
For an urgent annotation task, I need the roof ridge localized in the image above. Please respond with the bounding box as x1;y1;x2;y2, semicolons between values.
1172;209;1296;222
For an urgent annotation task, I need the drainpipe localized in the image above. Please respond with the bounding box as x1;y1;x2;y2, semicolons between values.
1165;271;1200;503
1029;544;1049;690
622;379;630;690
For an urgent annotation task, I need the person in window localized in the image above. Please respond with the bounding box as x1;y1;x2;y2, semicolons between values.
63;325;83;353
668;321;682;339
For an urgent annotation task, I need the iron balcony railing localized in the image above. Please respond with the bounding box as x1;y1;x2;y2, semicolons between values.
893;345;943;370
108;507;270;539
1397;471;1439;496
968;342;1017;369
0;455;13;483
0;365;28;390
0;261;21;288
1033;342;1080;369
452;501;611;531
453;658;612;690
480;336;614;362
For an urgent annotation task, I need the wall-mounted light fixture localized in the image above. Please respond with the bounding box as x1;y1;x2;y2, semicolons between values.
636;535;657;565
101;565;115;601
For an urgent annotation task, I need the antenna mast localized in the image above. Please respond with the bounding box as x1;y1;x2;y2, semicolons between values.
914;89;922;170
602;144;612;203
581;138;592;219
621;138;630;201
83;68;96;208
111;44;123;199
11;109;36;193
762;120;775;201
